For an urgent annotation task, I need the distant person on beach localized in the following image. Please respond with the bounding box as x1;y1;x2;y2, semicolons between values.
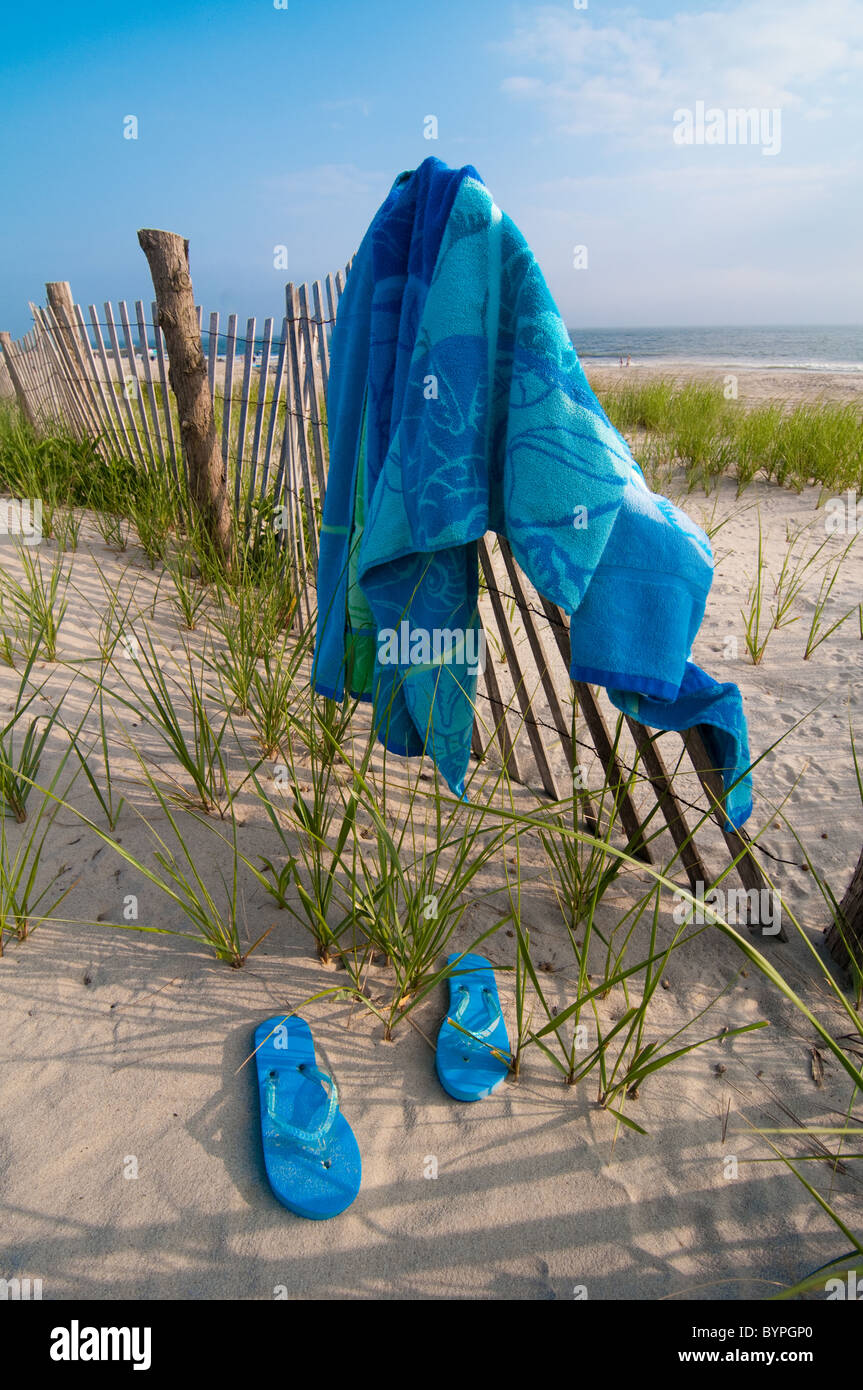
626;354;632;367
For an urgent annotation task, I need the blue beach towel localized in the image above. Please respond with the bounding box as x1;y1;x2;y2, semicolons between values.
313;157;752;830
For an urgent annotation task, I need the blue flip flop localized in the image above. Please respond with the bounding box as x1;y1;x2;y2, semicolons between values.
435;952;511;1101
254;1015;361;1219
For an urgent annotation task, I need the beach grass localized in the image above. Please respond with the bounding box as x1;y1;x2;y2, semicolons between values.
596;379;863;495
0;541;70;664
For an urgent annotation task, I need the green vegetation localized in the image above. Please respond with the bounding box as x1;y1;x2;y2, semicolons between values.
595;378;863;496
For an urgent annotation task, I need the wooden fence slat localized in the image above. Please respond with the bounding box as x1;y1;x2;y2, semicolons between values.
58;300;115;445
681;727;781;933
19;335;50;424
478;537;559;800
530;587;650;857
289;285;314;429
624;718;708;892
284;288;319;574
294;284;328;496
221;313;237;482
15;324;55;427
276;341;312;632
27;335;58;427
0;350;15;402
34;304;96;439
270;333;292;507
494;538;601;833
0;333;39;428
6;332;37;401
135;300;166;467
474;625;525;784
54;303;108;442
151;300;181;490
312;280;330;401
89;306;133;460
71;303;123;456
233;316;256;514
288;350;315;630
206;311;219;405
103;301;147;467
325;272;338;327
247;317;274;519
118;299;156;469
495;540;575;764
46;282;93;413
33;304;96;441
259;317;289;501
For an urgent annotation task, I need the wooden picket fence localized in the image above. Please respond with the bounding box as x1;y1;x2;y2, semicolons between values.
0;270;777;923
0;352;16;404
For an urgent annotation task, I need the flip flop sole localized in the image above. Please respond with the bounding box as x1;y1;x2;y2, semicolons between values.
435;952;511;1102
254;1015;361;1219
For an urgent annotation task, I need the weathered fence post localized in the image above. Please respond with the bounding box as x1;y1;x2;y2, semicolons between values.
0;332;38;427
44;281;92;408
137;229;234;568
45;282;79;359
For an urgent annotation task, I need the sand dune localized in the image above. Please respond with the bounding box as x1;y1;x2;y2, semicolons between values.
0;372;861;1300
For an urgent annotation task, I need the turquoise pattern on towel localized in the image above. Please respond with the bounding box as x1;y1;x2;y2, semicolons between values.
313;157;752;830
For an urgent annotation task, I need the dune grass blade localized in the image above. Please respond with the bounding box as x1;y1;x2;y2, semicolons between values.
127;465;179;568
0;542;70;662
53;506;82;553
161;544;210;631
803;535;858;658
246;702;375;973
771;525;832;630
740;514;770;663
107;626;234;814
63;685;127;831
503;827;531;1079
474;795;863;1098
0;719;83;949
0;642;61;821
751;1126;863;1301
246;636;307;757
0;802;78;950
10;752;273;965
348;757;513;1038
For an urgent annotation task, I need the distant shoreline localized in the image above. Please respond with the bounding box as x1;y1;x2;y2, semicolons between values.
580;356;863;374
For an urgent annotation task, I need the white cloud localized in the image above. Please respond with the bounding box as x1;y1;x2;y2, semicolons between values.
498;0;863;146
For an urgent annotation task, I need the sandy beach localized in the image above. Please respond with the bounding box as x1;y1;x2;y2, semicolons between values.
585;361;863;407
1;361;861;1302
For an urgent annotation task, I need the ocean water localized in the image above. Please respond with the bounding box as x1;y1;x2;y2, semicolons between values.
569;325;863;373
131;324;862;374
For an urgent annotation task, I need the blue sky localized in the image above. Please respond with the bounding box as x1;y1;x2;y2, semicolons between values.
1;0;861;337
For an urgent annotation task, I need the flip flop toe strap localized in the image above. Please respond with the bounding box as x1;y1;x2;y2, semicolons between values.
450;983;502;1044
265;1064;340;1153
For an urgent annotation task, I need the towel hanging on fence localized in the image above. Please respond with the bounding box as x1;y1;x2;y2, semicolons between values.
312;156;752;830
